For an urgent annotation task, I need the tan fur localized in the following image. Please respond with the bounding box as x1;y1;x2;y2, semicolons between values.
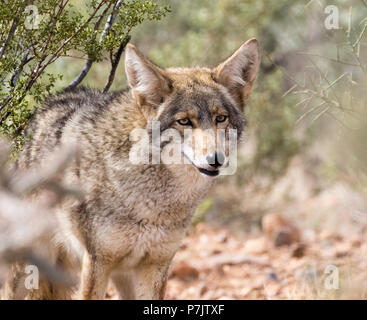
2;40;260;300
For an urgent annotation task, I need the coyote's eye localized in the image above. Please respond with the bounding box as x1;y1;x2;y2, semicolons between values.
177;118;192;126
216;115;227;123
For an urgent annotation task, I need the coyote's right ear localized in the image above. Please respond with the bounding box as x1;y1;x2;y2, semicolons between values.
125;44;172;119
214;39;260;107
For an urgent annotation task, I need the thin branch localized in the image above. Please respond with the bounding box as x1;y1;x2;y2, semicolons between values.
297;52;360;67
2;250;77;287
65;59;94;91
310;105;331;124
0;19;19;57
10;144;81;196
0;50;34;115
38;0;70;61
0;111;11;128
103;35;131;93
307;58;343;107
353;21;367;48
0;140;80;288
60;54;88;60
11;49;33;88
266;54;303;88
13;0;108;105
296;101;325;124
40;0;107;73
101;0;123;39
65;2;112;91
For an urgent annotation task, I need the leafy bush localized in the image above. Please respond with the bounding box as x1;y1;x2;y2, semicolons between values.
0;0;170;153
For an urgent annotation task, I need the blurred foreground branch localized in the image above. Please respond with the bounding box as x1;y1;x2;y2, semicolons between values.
0;140;80;288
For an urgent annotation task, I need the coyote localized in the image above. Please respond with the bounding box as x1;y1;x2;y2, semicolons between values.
2;39;260;299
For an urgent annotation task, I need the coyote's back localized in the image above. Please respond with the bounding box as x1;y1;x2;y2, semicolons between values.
17;88;122;171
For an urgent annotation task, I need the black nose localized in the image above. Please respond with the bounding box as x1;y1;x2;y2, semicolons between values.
206;152;225;169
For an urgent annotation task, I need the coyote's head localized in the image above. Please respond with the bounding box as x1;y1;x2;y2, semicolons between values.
125;39;260;177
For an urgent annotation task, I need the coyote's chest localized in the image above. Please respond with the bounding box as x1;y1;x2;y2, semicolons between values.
129;222;184;265
95;214;186;269
96;169;212;266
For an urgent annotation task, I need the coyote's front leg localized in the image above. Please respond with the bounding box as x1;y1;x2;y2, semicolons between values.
134;261;170;300
79;253;110;300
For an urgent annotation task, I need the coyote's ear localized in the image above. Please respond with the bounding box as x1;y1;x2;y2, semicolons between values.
125;44;172;119
213;39;260;107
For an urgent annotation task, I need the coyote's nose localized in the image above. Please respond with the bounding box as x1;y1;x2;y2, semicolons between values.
206;152;225;169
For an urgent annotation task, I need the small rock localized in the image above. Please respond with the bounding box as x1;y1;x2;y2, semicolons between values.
320;230;343;242
198;283;208;296
334;242;351;258
265;271;279;282
214;233;228;243
273;228;294;246
211;248;222;255
244;237;267;254
262;213;300;246
170;262;199;281
350;236;363;248
292;243;306;258
335;250;349;258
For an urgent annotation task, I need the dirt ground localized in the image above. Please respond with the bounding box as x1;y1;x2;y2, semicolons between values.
164;223;367;300
104;221;367;300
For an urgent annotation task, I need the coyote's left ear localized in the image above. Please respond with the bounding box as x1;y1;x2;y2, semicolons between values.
125;44;172;119
213;39;260;107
